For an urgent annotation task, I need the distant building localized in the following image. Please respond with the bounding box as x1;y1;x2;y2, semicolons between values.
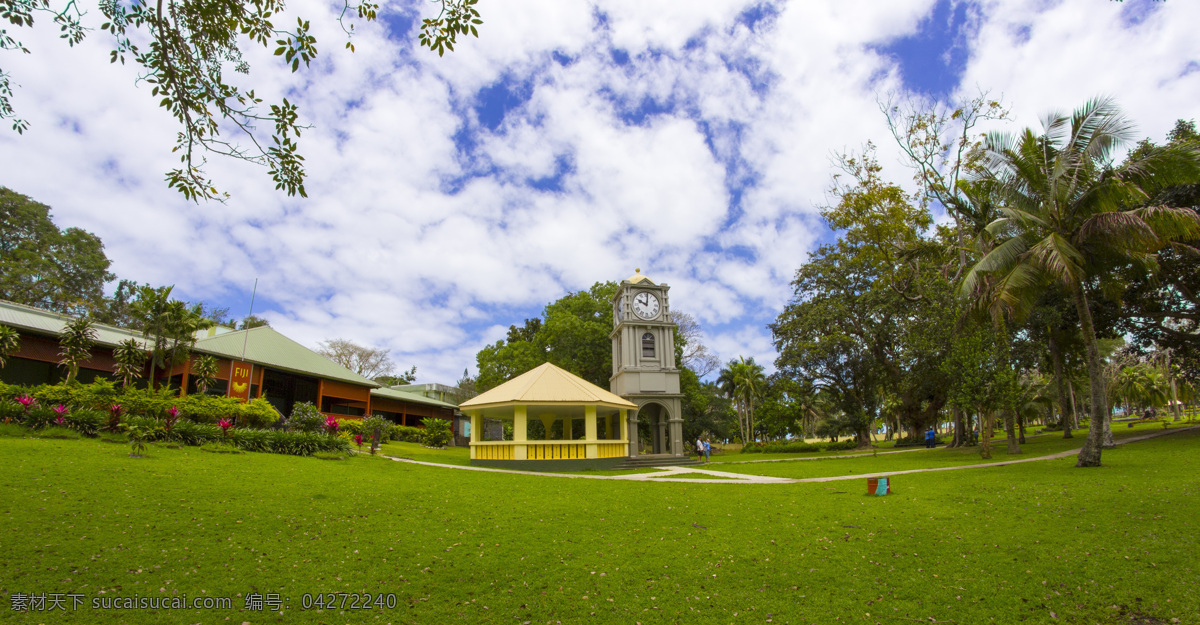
0;300;466;440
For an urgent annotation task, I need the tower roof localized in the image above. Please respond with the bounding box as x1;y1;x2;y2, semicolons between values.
625;268;655;285
460;362;636;410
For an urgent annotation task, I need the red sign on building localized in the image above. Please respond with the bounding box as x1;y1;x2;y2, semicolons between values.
228;361;253;402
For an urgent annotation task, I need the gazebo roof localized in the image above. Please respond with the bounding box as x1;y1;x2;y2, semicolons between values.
461;362;637;411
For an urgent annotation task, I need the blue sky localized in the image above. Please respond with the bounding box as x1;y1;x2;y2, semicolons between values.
1;0;1196;383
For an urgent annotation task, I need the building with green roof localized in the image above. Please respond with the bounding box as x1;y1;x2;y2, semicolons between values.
0;299;464;436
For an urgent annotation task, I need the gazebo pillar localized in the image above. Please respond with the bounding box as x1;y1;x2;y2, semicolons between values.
469;411;480;459
513;405;528;460
585;405;598;459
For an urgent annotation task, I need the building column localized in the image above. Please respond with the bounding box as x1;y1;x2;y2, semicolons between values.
585;405;598;459
668;398;685;456
627;407;638;457
562;416;572;441
513;405;528;460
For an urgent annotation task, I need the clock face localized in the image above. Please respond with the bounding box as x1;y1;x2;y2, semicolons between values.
632;291;660;319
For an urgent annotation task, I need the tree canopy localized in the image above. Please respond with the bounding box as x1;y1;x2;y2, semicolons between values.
0;187;114;316
1;0;481;201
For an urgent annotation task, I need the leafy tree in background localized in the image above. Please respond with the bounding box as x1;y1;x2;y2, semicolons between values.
57;315;96;384
316;338;394;379
674;311;720;377
0;187;113;316
475;282;618;390
1111;119;1200;382
0;324;20;368
375;366;418;387
961;97;1200;467
1;0;481;201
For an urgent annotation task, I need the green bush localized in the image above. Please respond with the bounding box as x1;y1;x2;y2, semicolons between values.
66;408;105;437
171;421;222;446
740;439;858;454
288;402;324;433
24;405;60;430
0;398;22;422
361;415;391;443
420;417;452;448
336;418;363;436
392;425;423;443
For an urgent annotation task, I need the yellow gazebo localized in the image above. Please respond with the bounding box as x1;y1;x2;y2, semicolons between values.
460;362;636;470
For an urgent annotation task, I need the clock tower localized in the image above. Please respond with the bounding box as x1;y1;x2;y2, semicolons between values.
610;270;685;457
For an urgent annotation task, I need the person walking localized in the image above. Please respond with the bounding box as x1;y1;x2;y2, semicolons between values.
703;439;711;462
696;436;706;462
925;426;936;449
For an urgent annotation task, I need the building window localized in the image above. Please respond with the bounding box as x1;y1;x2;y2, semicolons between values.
642;332;655;358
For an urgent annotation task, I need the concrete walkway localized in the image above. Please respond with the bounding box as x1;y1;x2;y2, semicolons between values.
376;426;1197;484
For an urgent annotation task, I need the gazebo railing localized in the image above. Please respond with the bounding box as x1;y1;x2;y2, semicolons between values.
471;440;628;460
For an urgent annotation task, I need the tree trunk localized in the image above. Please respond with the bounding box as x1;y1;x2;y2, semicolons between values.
1018;412;1026;444
1005;410;1020;454
947;408;963;448
1071;282;1109;468
1102;407;1116;448
1049;331;1072;439
980;410;993;459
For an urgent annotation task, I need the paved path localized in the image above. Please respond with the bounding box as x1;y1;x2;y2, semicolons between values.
376;426;1198;484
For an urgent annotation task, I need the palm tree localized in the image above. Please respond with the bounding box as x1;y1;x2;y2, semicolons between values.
112;338;148;388
962;97;1200;467
717;356;766;444
58;316;97;384
0;324;20;369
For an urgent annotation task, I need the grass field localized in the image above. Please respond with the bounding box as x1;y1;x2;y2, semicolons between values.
1;428;1198;624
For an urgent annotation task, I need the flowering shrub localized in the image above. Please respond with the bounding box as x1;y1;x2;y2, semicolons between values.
106;404;124;432
217;418;233;439
287;402;324;433
52;404;68;426
324;415;340;436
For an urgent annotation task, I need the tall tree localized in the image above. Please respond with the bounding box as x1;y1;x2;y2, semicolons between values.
0;187;114;316
962;97;1200;467
317;339;394;379
1;1;482;201
131;285;212;389
717;356;766;444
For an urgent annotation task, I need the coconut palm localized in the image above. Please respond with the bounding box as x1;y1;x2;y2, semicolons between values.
717;356;766;444
962;97;1200;467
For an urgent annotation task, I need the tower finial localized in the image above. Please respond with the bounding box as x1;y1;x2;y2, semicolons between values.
635;268;640;273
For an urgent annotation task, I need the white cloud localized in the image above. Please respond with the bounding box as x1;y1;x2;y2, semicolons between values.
1;0;1195;384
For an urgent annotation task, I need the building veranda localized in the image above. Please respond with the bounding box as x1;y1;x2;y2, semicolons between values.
461;362;637;470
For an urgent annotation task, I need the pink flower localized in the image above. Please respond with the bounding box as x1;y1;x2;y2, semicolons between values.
354;434;363;448
218;418;233;435
167;406;179;419
53;404;68;416
17;395;36;408
325;416;340;434
109;404;124;417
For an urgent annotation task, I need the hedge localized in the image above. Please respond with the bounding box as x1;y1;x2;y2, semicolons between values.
740;439;859;454
0;381;279;428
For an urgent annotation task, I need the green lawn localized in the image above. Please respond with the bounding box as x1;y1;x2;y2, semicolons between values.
1;429;1198;624
373;440;472;465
